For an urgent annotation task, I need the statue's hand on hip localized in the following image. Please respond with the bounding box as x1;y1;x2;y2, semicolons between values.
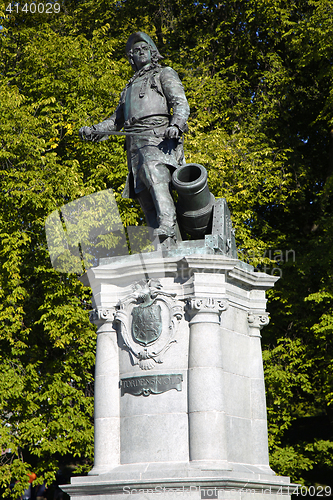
164;125;180;139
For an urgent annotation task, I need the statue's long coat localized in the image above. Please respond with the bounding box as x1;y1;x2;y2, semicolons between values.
92;64;190;198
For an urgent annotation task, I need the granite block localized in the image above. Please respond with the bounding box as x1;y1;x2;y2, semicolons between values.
248;337;265;379
221;306;248;335
188;329;223;368
220;330;251;377
188;367;224;412
223;373;251;419
250;379;267;420
95;375;120;418
120;413;188;463
225;416;252;464
189;411;227;461
94;416;120;470
250;419;270;466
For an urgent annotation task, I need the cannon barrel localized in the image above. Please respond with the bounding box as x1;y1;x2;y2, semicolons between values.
172;163;215;238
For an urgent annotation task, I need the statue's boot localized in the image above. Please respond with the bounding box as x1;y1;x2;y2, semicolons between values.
149;182;177;240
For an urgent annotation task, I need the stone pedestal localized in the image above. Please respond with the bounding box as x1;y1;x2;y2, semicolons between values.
62;245;293;499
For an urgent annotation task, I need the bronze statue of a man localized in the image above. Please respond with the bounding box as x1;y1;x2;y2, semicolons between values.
79;32;190;241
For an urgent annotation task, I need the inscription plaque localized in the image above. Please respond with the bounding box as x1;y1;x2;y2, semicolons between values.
121;374;183;397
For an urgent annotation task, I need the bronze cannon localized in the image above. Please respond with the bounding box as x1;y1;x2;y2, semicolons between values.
172;163;215;238
172;163;237;257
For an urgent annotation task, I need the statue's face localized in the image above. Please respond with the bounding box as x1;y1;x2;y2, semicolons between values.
132;41;151;70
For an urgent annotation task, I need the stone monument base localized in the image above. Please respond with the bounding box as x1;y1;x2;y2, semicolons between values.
61;247;293;500
62;462;293;499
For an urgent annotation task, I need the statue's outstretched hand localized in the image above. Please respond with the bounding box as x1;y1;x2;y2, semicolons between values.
164;125;180;139
79;126;103;142
79;126;92;140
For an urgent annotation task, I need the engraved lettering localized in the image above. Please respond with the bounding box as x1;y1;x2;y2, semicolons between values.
121;374;183;396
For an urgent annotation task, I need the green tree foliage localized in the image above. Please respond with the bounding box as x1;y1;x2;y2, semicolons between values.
0;5;136;497
0;0;333;496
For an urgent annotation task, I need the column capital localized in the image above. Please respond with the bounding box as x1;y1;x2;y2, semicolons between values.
90;307;115;328
187;297;228;313
186;297;228;325
247;311;270;336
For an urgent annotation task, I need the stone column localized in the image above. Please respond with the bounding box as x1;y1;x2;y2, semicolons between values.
187;297;228;463
248;311;271;468
89;308;120;475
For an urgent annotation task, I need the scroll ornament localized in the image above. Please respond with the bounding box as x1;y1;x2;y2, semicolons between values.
89;308;114;322
248;312;270;336
187;297;228;314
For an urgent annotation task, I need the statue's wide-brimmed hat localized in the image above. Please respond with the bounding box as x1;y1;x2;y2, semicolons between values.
125;32;163;60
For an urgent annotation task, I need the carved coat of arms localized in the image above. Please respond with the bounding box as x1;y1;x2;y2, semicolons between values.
115;279;183;370
132;301;162;345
